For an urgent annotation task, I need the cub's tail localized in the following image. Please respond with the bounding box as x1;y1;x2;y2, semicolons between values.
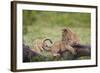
42;39;53;51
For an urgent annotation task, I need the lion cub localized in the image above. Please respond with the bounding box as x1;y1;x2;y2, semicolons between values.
62;28;80;46
32;39;44;54
32;39;52;54
43;28;80;57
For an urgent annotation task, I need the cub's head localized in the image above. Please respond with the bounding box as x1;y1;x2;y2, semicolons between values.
62;28;72;41
62;27;80;45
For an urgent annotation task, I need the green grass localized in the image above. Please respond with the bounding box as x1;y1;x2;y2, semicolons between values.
24;27;90;48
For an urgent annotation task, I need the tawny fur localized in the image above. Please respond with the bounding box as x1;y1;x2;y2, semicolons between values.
50;41;76;57
32;39;52;54
43;28;80;57
32;39;44;54
62;28;80;45
32;28;80;57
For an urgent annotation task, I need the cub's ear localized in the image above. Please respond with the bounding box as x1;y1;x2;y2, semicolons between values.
62;28;68;33
62;28;67;31
62;27;73;33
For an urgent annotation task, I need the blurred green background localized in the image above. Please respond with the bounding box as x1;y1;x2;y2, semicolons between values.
23;10;91;62
23;10;91;47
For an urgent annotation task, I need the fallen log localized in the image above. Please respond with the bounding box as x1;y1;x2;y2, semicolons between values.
59;44;91;60
23;44;39;62
72;44;91;59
